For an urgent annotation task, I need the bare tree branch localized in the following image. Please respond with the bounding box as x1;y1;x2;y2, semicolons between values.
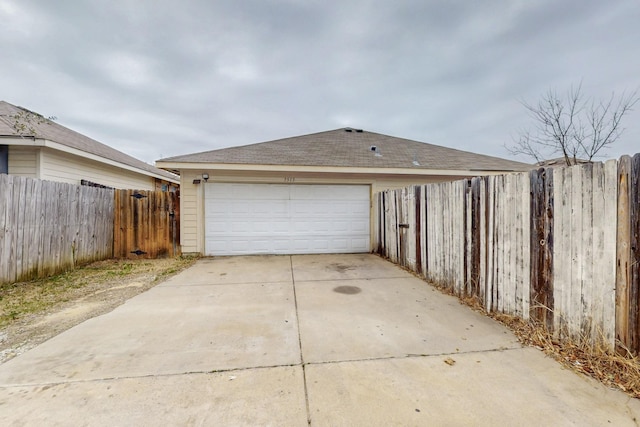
509;83;638;165
505;131;544;163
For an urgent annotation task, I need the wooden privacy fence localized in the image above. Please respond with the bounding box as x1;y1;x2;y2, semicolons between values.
0;174;114;284
1;176;181;285
113;189;180;259
374;154;640;353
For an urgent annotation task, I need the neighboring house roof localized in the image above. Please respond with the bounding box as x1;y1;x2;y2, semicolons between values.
158;128;531;172
0;101;179;183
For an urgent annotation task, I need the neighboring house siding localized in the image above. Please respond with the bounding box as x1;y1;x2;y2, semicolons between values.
40;148;155;190
8;146;38;178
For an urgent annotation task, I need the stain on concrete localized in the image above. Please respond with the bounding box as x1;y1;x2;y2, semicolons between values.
330;263;355;273
333;286;362;295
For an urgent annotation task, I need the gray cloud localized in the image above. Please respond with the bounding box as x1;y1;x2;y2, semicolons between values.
1;0;638;164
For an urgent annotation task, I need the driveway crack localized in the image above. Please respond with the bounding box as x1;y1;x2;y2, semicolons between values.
290;255;311;426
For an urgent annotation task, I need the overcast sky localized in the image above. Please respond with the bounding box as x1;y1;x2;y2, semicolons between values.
1;0;639;165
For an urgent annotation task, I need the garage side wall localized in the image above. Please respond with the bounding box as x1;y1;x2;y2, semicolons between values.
178;171;204;254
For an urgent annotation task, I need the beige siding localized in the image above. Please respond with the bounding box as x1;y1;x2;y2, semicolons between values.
178;172;201;254
40;148;155;190
8;146;39;177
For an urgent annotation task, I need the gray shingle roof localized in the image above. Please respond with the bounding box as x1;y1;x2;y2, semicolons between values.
159;128;531;172
0;101;179;182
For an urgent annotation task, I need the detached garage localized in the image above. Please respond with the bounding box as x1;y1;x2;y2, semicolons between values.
156;128;530;256
204;183;370;255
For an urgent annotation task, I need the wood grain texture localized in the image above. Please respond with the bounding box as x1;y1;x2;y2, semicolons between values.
113;189;180;259
414;186;423;275
602;160;618;347
632;154;640;353
0;175;114;285
1;176;180;285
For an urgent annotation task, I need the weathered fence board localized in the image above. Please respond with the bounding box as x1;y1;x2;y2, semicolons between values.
616;156;632;349
568;165;583;338
375;153;638;352
486;176;496;311
619;153;640;353
535;162;617;344
530;168;554;328
413;185;423;274
113;189;180;259
1;176;182;285
0;175;114;284
479;177;488;308
632;154;640;353
496;175;506;313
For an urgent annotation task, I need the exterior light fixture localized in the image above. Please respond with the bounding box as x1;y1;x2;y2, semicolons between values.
202;173;209;182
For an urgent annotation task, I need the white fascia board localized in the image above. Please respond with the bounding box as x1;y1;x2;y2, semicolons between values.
0;136;41;146
154;161;516;176
3;137;179;184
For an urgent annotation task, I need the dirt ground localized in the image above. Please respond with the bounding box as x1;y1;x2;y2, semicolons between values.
0;257;198;363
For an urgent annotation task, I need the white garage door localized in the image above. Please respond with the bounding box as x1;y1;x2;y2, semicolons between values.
205;183;370;255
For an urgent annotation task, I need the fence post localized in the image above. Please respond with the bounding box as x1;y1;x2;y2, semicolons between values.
470;177;482;298
415;186;422;275
529;168;554;329
632;154;640;353
617;156;632;351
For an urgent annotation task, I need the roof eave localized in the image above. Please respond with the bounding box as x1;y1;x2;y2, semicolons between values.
4;137;180;184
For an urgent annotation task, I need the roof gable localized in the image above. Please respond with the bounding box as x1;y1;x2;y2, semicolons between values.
159;128;531;172
0;101;178;182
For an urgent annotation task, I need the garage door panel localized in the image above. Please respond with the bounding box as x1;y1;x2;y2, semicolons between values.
205;184;370;255
259;200;289;214
210;183;291;200
349;200;370;211
330;202;351;215
351;238;369;249
330;239;349;250
292;220;310;232
351;220;370;233
290;201;315;215
291;185;368;200
231;220;252;232
207;220;228;233
272;239;291;251
248;240;271;252
229;202;249;214
309;240;330;250
309;221;330;232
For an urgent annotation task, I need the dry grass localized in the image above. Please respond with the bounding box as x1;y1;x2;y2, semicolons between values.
394;261;640;400
454;287;640;399
0;256;198;328
490;313;640;399
0;255;199;363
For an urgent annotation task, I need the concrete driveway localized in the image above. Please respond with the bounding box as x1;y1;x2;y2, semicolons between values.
0;254;638;426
